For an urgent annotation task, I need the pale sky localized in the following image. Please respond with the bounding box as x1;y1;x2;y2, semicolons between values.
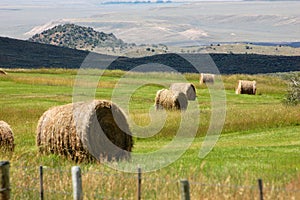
0;0;291;6
0;0;271;4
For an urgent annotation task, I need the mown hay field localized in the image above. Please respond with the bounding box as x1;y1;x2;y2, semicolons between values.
0;68;299;199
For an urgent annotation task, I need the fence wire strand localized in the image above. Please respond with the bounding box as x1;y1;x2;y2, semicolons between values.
5;165;300;199
189;181;256;190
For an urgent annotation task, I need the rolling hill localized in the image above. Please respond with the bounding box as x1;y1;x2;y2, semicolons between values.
1;36;300;74
28;24;128;52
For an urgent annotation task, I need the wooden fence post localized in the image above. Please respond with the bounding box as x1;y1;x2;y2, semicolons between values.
137;167;142;200
39;165;44;200
180;179;190;200
0;161;10;200
72;166;83;200
258;179;264;200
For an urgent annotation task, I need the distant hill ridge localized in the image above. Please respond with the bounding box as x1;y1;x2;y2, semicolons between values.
28;24;127;51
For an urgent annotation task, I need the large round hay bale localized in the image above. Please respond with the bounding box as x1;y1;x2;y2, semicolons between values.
200;73;215;84
0;69;7;75
169;83;196;100
0;121;14;152
36;100;133;162
155;89;188;110
235;80;256;95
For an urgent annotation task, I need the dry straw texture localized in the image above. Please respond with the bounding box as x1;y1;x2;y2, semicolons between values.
155;89;188;110
0;69;7;75
169;83;196;100
235;80;257;95
200;73;215;84
36;100;133;162
0;121;14;151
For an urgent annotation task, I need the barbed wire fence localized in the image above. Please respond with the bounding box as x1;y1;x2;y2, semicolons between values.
1;161;300;200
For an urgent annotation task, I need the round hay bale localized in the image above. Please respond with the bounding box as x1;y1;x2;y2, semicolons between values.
200;73;215;84
169;83;196;100
36;100;133;162
155;89;188;110
0;121;14;152
235;80;256;95
0;69;7;75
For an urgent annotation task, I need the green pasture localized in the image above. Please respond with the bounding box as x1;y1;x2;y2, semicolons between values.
0;69;299;199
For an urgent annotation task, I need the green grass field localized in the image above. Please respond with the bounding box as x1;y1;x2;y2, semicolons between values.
0;69;299;199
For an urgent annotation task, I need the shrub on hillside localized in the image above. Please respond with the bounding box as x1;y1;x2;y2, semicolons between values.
283;74;300;105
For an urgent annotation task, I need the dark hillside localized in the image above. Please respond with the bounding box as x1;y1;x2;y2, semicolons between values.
108;53;300;74
0;36;88;69
1;37;299;74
